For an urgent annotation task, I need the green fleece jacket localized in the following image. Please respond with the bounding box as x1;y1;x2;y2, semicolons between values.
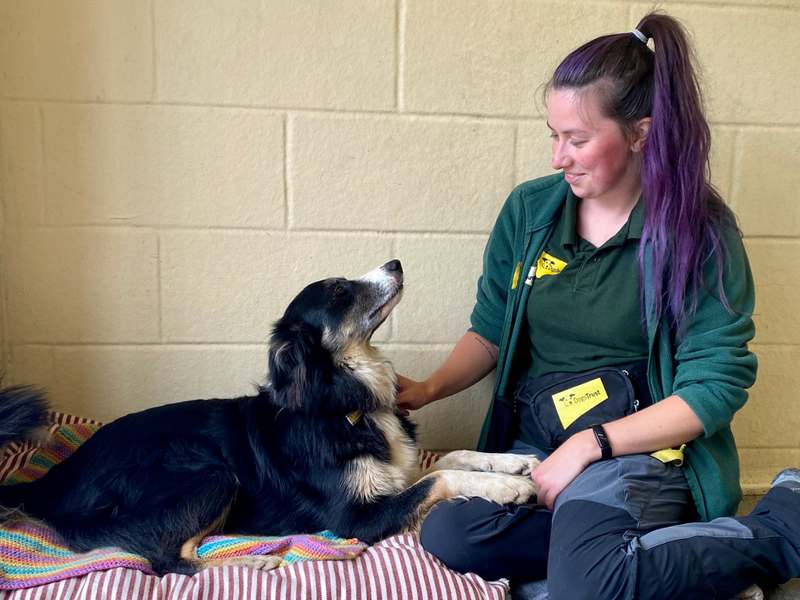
473;173;758;521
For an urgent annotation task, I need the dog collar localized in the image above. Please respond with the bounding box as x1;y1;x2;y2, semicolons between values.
346;410;363;426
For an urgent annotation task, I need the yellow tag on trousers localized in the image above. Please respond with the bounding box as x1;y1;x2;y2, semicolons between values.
535;252;568;278
552;378;608;429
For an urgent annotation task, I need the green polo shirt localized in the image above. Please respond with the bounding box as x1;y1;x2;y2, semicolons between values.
524;190;649;380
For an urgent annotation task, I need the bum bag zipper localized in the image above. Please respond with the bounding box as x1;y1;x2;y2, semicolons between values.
621;368;641;412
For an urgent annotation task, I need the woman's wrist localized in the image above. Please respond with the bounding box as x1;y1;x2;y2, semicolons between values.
579;428;605;464
421;379;440;405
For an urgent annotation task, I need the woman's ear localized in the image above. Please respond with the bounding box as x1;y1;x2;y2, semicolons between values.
630;117;651;153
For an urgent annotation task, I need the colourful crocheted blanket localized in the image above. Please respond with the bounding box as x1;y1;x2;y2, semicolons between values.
0;415;368;590
198;530;367;565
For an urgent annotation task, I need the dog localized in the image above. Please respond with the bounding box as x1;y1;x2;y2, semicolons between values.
0;260;539;575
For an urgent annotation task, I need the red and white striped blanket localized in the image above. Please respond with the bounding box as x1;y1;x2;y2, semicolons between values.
0;413;508;600
0;535;507;600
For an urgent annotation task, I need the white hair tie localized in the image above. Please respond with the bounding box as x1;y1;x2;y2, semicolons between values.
631;28;648;44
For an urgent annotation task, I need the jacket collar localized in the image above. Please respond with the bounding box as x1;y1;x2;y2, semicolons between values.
519;173;570;235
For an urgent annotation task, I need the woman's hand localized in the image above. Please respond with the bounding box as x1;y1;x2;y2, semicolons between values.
530;429;600;510
394;333;498;413
396;374;434;412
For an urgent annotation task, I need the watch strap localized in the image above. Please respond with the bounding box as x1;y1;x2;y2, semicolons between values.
592;424;613;461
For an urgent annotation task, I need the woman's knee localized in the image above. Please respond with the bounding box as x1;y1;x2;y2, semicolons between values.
421;496;550;582
420;498;482;572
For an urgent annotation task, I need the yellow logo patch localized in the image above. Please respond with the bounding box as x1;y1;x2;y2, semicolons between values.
535;252;567;278
552;378;608;429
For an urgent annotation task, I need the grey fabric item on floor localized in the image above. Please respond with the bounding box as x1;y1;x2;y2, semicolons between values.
510;579;548;600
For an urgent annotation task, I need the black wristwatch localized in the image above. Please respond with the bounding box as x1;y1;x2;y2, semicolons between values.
591;425;613;461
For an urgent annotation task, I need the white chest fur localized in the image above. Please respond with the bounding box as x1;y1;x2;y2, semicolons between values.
344;409;419;503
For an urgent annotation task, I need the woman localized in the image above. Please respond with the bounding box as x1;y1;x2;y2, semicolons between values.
397;11;800;600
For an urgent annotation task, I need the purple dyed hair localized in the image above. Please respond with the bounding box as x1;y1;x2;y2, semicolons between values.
547;12;740;333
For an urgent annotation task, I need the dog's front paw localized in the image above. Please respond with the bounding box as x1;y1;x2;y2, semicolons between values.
489;474;538;505
735;585;764;600
207;555;283;572
239;555;283;572
440;471;537;505
483;454;541;476
436;450;541;475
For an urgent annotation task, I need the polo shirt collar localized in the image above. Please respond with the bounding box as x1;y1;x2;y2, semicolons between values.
560;189;645;248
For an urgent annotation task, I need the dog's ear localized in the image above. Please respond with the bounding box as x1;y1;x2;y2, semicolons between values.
267;321;327;410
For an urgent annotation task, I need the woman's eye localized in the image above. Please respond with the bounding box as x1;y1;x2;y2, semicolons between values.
570;140;586;146
549;133;559;140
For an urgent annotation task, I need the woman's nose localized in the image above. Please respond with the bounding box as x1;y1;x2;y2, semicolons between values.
551;142;571;170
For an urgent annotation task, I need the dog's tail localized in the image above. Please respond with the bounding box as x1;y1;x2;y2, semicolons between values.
0;384;50;521
0;383;50;448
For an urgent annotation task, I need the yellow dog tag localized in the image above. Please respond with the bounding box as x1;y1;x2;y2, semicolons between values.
552;378;608;429
346;410;363;426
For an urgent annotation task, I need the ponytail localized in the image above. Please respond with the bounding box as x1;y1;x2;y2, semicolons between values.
548;11;740;333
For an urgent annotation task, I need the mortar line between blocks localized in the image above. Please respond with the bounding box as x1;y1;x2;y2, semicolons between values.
4;99;800;130
396;0;406;113
19;341;462;350
388;238;397;340
512;123;519;187
39;105;46;225
29;342;273;349
151;0;157;101
30;223;494;239
0;130;10;375
726;128;739;209
283;113;290;230
629;0;798;10
156;233;163;343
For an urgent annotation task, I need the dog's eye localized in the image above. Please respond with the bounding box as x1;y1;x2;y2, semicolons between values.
333;284;345;296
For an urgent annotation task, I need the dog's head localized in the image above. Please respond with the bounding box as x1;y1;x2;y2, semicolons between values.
266;260;404;414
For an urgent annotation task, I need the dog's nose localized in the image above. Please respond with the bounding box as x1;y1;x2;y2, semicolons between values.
383;260;403;275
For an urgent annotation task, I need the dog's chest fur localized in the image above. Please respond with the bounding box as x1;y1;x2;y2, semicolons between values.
344;410;419;502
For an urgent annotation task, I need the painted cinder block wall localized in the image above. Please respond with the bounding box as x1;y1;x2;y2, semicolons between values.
1;0;798;494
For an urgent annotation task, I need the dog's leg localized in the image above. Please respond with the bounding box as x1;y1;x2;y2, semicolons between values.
345;470;537;542
420;450;540;477
122;464;241;576
402;470;538;536
181;524;283;573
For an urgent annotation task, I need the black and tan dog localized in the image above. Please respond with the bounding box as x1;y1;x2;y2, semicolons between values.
0;260;538;575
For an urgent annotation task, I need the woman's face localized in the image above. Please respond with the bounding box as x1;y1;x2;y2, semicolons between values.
547;88;643;204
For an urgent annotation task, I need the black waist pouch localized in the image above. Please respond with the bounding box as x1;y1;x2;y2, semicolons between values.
516;360;650;453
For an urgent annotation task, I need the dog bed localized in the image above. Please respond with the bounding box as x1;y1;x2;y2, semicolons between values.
0;412;510;600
